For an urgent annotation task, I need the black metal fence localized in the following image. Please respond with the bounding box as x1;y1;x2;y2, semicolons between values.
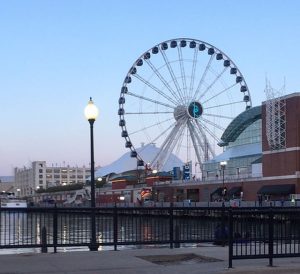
0;206;224;252
228;207;300;267
1;205;300;267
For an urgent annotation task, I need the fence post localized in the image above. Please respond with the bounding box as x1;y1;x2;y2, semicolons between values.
174;225;180;248
268;206;274;267
221;202;226;247
113;204;118;251
169;203;174;249
228;208;233;268
41;226;48;253
53;204;58;253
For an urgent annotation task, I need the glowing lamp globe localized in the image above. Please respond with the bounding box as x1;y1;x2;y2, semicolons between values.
220;161;227;168
84;97;99;121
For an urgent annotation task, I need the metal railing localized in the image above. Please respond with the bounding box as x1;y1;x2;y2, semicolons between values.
228;207;300;267
1;205;300;268
0;206;224;252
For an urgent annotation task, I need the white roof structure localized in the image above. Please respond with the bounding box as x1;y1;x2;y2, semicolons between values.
95;144;184;177
206;142;262;163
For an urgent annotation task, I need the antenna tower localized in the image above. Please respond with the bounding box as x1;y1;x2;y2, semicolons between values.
265;80;286;150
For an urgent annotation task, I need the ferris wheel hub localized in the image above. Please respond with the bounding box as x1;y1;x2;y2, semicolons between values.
173;101;203;121
173;105;186;121
187;101;203;119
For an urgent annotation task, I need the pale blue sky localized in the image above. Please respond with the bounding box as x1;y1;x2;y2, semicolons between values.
1;0;300;175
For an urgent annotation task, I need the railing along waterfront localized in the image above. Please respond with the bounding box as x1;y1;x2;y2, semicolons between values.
1;204;300;267
228;207;300;267
0;205;224;251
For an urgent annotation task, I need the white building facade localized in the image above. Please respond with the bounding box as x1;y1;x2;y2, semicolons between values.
14;161;91;197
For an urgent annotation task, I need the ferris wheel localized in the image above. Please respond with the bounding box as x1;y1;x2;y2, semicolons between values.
118;38;251;175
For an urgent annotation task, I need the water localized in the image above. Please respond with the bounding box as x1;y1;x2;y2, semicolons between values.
0;209;219;255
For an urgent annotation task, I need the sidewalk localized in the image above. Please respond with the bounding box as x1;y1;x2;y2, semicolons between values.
0;244;299;274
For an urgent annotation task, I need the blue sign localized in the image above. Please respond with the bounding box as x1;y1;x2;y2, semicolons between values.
183;164;190;180
172;167;181;180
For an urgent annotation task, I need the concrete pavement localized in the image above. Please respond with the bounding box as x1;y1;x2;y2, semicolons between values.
0;244;299;274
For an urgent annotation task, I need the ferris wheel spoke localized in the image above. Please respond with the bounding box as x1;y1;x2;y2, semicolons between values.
188;48;198;100
140;121;179;165
133;74;178;105
196;118;223;144
201;116;226;132
126;91;175;109
173;129;185;160
198;67;227;101
205;100;244;110
187;121;204;167
144;59;182;103
129;117;175;135
159;48;185;102
201;82;237;104
193;120;216;158
203;113;234;120
177;46;188;103
161;126;186;169
151;118;185;167
125;111;173;115
192;54;214;101
144;120;178;149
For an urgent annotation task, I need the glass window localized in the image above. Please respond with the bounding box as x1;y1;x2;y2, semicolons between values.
227;119;261;148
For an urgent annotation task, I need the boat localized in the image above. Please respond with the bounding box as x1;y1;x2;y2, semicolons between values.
0;199;27;208
0;191;28;208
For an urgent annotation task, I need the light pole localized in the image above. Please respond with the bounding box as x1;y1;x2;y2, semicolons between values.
84;97;99;251
220;161;227;201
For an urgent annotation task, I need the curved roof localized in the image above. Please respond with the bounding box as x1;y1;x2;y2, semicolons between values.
95;144;183;177
206;142;261;163
219;106;261;146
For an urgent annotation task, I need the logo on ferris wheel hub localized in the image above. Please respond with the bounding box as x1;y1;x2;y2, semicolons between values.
188;101;203;119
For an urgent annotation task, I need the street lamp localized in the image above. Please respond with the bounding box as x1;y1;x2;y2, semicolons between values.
220;161;227;201
84;97;99;251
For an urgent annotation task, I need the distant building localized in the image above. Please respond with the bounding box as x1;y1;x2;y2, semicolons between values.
0;176;15;194
202;105;262;180
14;161;90;197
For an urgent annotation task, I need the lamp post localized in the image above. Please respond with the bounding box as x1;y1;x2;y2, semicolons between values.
84;97;99;251
220;161;227;201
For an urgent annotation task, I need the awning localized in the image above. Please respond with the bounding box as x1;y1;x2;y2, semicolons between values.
257;184;295;195
210;187;223;197
227;186;242;196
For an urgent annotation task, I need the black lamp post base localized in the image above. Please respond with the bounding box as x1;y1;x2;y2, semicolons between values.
88;242;99;251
